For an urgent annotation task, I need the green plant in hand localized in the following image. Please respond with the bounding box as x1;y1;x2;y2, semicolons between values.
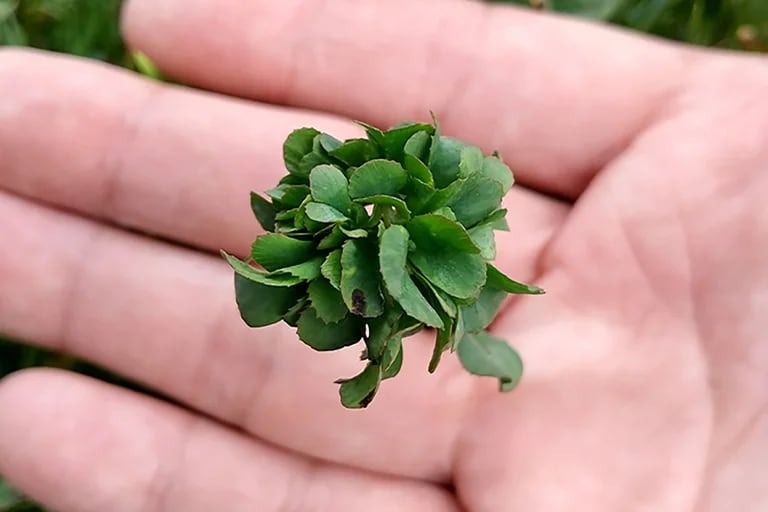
223;117;543;408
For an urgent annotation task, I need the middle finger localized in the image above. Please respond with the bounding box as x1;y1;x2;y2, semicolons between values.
0;49;565;275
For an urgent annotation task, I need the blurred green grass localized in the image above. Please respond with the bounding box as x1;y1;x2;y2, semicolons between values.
494;0;768;50
0;0;767;510
0;0;126;62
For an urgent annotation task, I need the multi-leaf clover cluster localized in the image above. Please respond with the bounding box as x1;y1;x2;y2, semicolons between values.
223;117;543;408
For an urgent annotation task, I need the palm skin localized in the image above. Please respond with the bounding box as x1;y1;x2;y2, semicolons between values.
459;58;768;510
0;1;766;511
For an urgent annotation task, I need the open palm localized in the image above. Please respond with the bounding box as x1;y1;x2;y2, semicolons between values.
1;1;766;510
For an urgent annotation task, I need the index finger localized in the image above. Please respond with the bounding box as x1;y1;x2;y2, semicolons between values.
122;0;693;198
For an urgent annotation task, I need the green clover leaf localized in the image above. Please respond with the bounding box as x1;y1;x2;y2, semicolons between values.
348;159;408;198
457;331;524;392
379;225;443;328
309;164;352;214
340;238;385;317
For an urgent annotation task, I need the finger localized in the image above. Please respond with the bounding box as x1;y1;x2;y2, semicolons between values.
0;369;458;512
0;191;474;481
0;47;357;257
0;48;566;274
122;0;691;198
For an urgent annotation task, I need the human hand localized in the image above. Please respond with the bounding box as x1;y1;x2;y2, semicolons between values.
1;1;766;510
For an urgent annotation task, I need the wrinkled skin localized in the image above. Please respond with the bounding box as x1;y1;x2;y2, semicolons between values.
0;1;766;511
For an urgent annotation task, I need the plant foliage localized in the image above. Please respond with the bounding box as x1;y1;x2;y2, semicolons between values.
492;0;768;51
225;117;544;408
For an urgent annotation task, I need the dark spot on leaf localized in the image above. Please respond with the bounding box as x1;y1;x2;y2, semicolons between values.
351;289;366;315
359;389;377;408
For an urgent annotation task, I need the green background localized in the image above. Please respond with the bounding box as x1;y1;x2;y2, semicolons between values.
1;0;767;509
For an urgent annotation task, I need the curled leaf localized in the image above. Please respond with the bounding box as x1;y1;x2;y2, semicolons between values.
250;233;314;271
328;138;379;167
222;252;303;287
355;195;411;224
321;250;342;290
250;192;275;232
337;363;382;409
381;122;433;161
284;127;320;176
381;336;404;380
297;307;364;351
234;274;304;327
487;264;545;295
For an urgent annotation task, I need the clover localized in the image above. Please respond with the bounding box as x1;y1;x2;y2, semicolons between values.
222;116;543;408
